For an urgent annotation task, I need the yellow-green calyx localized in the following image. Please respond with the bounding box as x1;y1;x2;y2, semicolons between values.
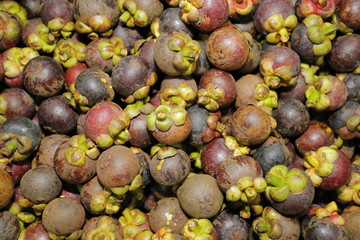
48;229;82;240
46;18;74;39
0;1;28;26
119;208;148;238
265;165;308;203
182;218;214;240
305;75;333;111
28;23;58;53
179;0;203;24
226;176;266;204
122;73;157;104
304;146;338;187
152;227;176;240
3;47;39;78
90;189;121;215
17;211;36;224
336;172;360;204
198;84;224;111
224;136;250;156
65;75;115;112
312;201;345;225
346;115;360;133
63;86;90;112
118;0;149;27
0;133;34;162
301;63;319;85
83;215;121;239
263;13;298;44
108;174;142;196
108;117;131;146
151;146;178;160
146;105;188;132
254;83;278;110
124;100;155;119
302;14;337;58
168;33;201;76
160;83;197;108
75;15;113;40
97;36;128;66
252;207;283;240
53;39;86;68
0;11;21;45
233;0;255;16
260;57;298;89
65;134;100;166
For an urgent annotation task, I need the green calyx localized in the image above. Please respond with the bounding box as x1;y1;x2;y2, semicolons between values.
254;83;278;109
65;134;100;166
265;165;308;203
124;100;155;119
108;117;131;145
305;76;333;111
28;23;57;53
119;208;148;238
336;172;360;204
252;207;284;239
118;0;149;27
260;57;297;89
182;218;214;240
4;47;39;78
179;0;203;24
160;83;197;108
53;39;86;68
0;133;33;162
90;190;120;215
301;63;319;85
146;105;188;132
168;33;201;76
304;147;338;186
66;84;90;112
263;14;298;44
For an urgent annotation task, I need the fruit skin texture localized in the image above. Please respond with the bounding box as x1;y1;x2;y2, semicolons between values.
0;211;20;240
149;197;188;235
0;169;14;210
273;98;310;137
22;56;65;98
83;101;130;149
42;197;86;237
206;26;250;71
329;34;360;73
180;0;230;32
177;174;224;219
230;105;272;146
96;145;140;189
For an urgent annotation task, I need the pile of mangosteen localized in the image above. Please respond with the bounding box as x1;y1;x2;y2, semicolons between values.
0;0;360;239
